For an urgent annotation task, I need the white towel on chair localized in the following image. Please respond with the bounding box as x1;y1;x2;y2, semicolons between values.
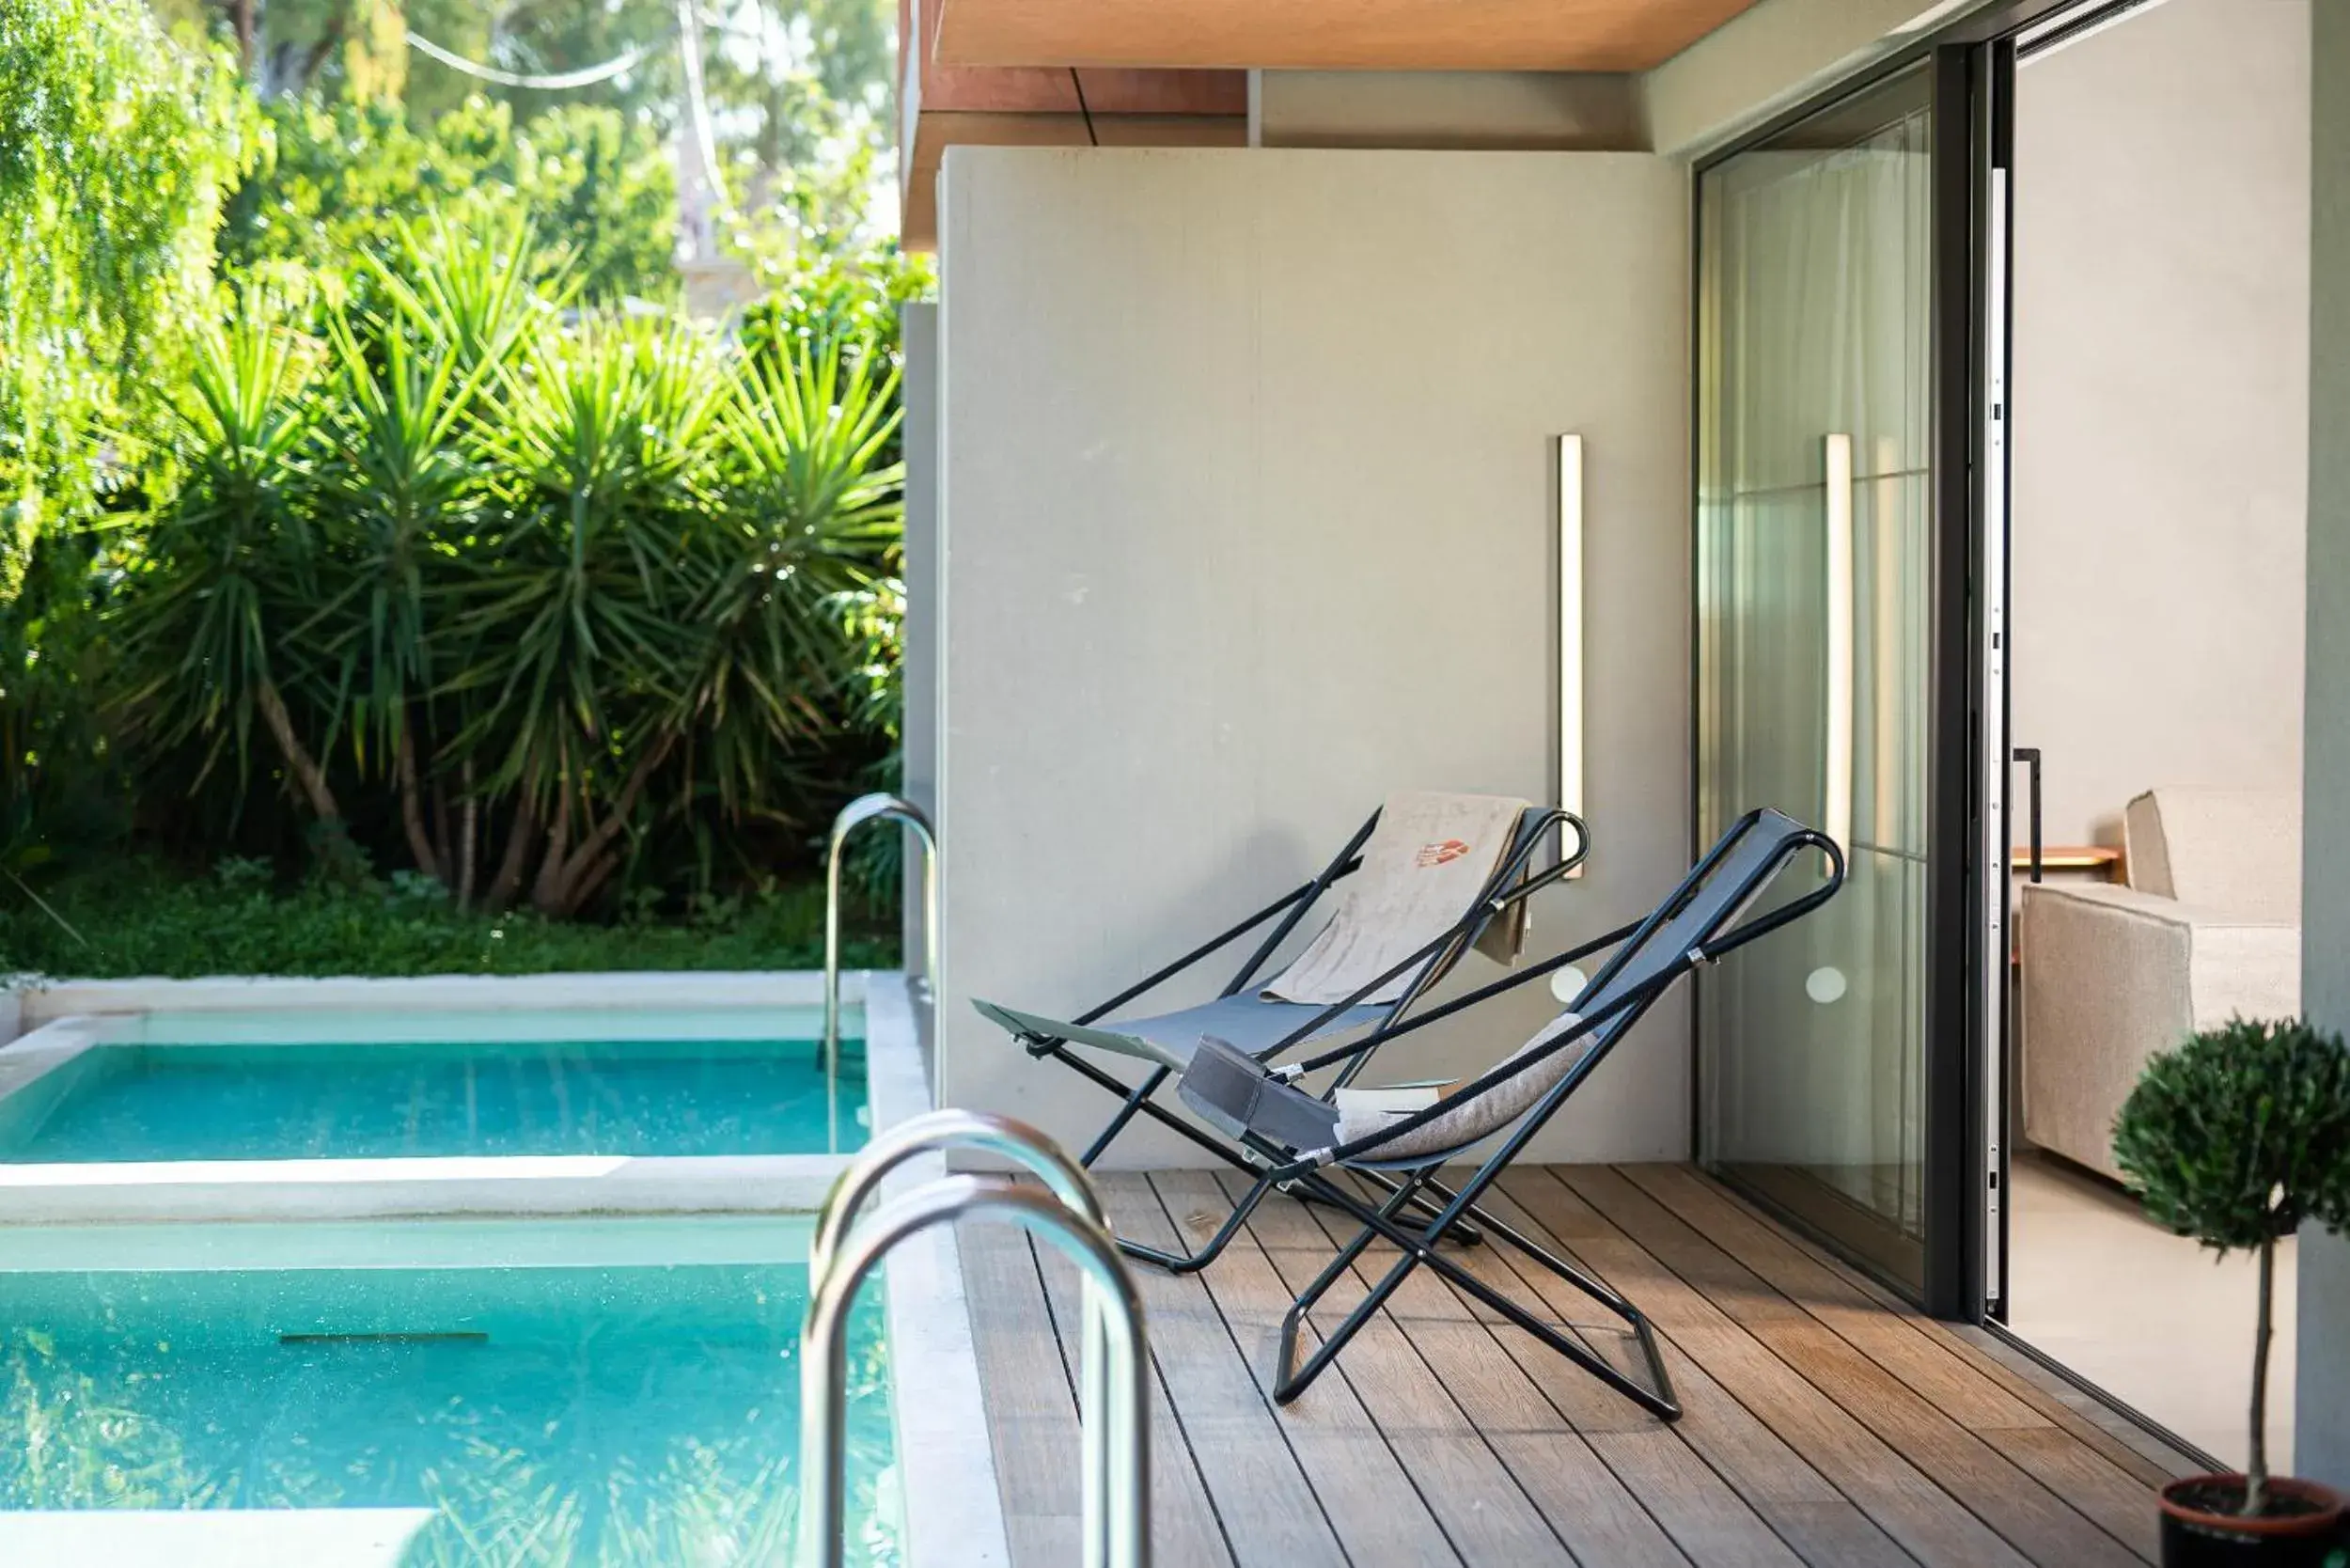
1261;791;1530;1006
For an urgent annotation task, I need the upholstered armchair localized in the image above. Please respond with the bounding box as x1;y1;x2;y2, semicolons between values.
2018;788;2301;1182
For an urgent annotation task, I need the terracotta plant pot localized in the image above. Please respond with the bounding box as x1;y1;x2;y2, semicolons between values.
2159;1474;2349;1567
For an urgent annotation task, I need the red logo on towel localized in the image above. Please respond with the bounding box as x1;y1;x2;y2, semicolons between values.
1417;839;1472;868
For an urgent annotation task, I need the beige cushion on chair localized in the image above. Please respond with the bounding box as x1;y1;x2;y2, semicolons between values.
2123;788;2301;923
1336;1012;1590;1163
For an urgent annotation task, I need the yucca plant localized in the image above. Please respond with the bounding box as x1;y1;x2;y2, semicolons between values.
109;293;344;842
370;211;569;379
306;302;493;895
455;318;726;916
687;330;904;822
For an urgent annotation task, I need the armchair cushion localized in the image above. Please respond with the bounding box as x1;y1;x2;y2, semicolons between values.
2019;881;2297;1182
2122;787;2301;923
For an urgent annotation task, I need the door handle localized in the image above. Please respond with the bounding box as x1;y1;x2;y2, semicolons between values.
2011;747;2042;884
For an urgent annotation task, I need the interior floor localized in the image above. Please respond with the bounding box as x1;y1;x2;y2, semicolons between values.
2005;1151;2295;1471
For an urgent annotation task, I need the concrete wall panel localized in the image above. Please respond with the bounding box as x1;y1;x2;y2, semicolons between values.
935;146;1690;1165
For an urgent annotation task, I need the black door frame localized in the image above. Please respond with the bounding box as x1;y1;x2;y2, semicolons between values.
1690;0;2130;1326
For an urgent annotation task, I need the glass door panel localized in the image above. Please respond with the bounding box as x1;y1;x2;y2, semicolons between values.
1696;67;1935;1292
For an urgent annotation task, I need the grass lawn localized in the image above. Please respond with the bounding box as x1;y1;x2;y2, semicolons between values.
0;860;900;980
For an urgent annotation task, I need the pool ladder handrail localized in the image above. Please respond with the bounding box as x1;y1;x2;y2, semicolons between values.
801;1109;1151;1568
824;792;939;1072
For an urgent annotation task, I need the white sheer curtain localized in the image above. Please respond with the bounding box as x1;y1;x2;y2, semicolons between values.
1697;81;1935;1252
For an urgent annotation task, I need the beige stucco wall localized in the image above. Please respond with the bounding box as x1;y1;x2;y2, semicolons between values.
933;146;1691;1166
2298;0;2350;1492
2010;0;2311;850
1256;71;1648;150
1640;0;2001;159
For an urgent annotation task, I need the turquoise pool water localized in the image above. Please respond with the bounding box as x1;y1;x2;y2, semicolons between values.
0;1235;898;1565
0;1037;867;1162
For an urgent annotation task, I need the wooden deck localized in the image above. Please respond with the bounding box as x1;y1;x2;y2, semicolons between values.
962;1163;2188;1568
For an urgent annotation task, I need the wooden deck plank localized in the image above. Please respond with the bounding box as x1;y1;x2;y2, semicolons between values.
1502;1168;2035;1568
1618;1166;2052;1431
1091;1172;1353;1568
1478;1174;1923;1568
1152;1168;1465;1568
1288;1179;1700;1567
963;1164;2184;1568
1027;1185;1235;1568
1563;1167;2148;1568
960;1215;1088;1565
1220;1172;1579;1565
1618;1164;2163;1559
1673;1165;2191;1490
1427;1182;1856;1568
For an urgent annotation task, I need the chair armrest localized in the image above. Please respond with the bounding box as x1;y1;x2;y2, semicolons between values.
2018;883;2299;1182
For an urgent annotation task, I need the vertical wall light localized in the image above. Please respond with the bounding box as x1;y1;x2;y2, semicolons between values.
1558;434;1585;876
1823;432;1856;858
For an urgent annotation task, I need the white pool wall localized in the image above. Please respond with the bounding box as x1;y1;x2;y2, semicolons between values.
864;974;1013;1568
0;971;886;1223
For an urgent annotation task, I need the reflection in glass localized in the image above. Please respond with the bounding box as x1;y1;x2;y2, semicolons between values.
1696;68;1935;1289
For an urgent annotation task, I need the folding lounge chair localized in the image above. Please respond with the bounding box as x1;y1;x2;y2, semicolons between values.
973;796;1593;1268
1167;807;1844;1417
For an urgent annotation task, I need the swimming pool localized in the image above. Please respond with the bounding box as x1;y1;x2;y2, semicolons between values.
0;1035;868;1163
0;1219;900;1565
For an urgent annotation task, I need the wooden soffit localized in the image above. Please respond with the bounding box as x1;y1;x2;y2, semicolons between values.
932;0;1767;72
899;0;1246;250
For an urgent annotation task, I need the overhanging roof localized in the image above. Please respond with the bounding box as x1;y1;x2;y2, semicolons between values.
932;0;1766;72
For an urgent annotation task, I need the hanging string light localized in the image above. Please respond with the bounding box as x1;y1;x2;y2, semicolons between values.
401;27;664;91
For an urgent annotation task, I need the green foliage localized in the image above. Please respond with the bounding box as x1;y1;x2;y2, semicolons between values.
2114;1016;2350;1511
89;241;903;921
2113;1017;2350;1256
3;0;931;956
109;293;336;810
220;95;676;306
0;0;258;536
742;234;933;363
0;857;895;978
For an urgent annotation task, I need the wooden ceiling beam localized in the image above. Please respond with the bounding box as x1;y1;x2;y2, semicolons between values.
932;0;1764;73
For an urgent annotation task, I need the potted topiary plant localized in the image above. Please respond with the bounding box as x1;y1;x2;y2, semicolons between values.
2113;1016;2350;1566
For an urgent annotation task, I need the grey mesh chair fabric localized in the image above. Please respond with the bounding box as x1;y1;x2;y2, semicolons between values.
974;802;1590;1270
1169;808;1843;1418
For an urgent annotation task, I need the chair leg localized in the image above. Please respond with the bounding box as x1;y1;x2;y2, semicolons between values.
1287;1167;1681;1420
1117;1172;1275;1276
1350;1168;1484;1247
1271;1175;1434;1403
1418;1239;1679;1420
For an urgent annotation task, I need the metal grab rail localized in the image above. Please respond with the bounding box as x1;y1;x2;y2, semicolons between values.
807;1105;1120;1549
801;1174;1151;1568
824;792;939;1068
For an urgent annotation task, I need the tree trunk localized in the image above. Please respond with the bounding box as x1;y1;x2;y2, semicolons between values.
529;788;574;913
484;795;538;914
255;678;343;829
228;0;256;71
431;772;453;886
397;725;442;883
455;760;479;910
529;736;674;917
2247;1233;2275;1515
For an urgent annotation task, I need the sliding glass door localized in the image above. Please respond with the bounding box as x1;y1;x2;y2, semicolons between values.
1695;67;1939;1292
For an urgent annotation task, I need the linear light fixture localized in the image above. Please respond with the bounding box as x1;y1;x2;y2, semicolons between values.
1559;434;1584;875
1824;432;1856;858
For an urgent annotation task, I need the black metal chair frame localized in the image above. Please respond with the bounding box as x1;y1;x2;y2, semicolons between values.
1226;810;1845;1416
1001;805;1594;1269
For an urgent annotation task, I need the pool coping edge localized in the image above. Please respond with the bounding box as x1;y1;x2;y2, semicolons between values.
867;972;1014;1568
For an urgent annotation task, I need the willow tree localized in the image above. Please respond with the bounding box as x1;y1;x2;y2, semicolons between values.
0;0;255;869
0;0;257;565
